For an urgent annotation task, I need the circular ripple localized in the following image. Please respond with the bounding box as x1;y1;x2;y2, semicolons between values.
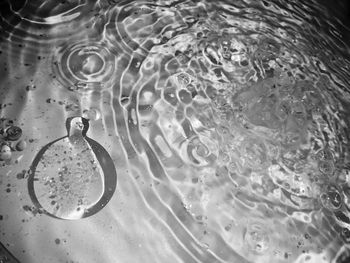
53;42;115;91
0;0;99;43
1;0;350;262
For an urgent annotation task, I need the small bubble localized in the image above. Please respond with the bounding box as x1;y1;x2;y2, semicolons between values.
4;126;22;141
0;145;12;161
25;84;36;91
16;140;27;151
16;170;27;179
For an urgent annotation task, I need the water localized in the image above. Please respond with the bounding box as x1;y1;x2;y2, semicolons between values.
0;0;350;262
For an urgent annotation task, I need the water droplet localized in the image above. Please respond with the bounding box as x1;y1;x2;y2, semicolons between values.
27;117;117;220
15;140;27;151
25;84;36;91
0;145;12;161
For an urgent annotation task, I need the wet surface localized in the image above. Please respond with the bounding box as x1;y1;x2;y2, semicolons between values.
0;0;350;262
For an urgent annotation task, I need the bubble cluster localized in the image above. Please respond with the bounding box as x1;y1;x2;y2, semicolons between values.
0;118;26;164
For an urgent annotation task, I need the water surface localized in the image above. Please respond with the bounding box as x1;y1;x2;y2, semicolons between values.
1;0;350;262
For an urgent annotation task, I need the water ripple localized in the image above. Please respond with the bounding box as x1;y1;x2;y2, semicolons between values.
1;0;350;263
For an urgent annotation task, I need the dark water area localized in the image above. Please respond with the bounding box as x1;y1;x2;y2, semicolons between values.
1;0;350;262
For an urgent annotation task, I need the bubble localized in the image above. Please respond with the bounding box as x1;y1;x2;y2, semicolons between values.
28;117;117;220
4;126;22;141
244;223;270;254
15;140;27;151
53;43;115;91
25;84;36;91
0;145;12;161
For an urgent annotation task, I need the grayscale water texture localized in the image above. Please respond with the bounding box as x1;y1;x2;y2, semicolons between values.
1;0;350;262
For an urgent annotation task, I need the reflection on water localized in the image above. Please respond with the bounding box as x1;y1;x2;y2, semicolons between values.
0;0;350;262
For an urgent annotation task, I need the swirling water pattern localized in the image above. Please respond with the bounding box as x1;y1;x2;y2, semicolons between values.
1;0;350;262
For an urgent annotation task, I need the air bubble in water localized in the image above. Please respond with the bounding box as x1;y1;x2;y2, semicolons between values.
27;117;117;220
